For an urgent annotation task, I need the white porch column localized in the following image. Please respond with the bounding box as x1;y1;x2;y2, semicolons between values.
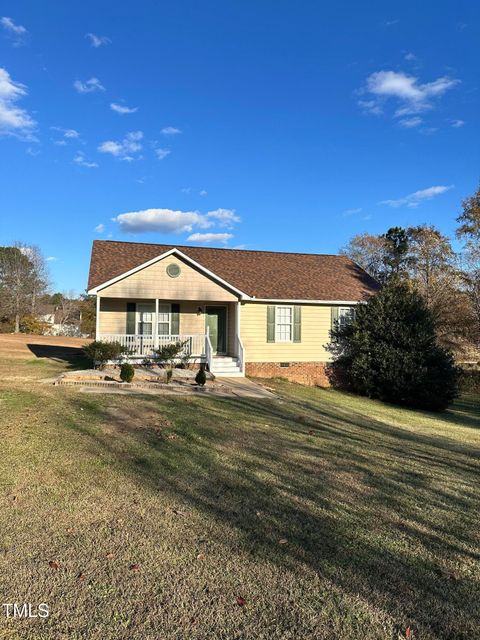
236;301;241;356
154;298;159;349
96;296;100;339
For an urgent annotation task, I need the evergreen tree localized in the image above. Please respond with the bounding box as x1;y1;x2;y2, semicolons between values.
327;281;458;411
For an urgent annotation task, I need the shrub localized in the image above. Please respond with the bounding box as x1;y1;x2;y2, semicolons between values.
19;315;50;335
154;341;188;368
120;362;135;383
195;366;207;386
165;369;173;384
83;340;127;370
327;281;459;411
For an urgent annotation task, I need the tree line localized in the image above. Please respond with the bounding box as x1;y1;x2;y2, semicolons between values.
0;243;95;336
340;185;480;359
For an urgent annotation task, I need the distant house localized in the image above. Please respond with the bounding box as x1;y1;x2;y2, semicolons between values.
38;303;82;336
87;241;379;384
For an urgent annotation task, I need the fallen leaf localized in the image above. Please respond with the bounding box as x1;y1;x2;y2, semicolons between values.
77;573;86;582
197;553;205;560
172;509;186;517
129;563;140;571
278;538;288;545
236;596;246;606
48;560;60;570
405;627;412;638
66;527;75;535
308;429;315;435
105;552;115;560
167;433;178;440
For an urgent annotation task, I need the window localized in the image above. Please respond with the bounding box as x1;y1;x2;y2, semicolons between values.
275;306;293;342
137;304;154;335
338;306;355;328
166;263;181;278
158;303;171;335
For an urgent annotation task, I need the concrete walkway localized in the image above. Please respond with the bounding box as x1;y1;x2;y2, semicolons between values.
216;377;277;399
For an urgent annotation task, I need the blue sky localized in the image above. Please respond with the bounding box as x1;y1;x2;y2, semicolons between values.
0;1;479;293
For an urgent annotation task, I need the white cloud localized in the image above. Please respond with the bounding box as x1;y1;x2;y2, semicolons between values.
155;148;171;160
161;126;181;135
0;67;36;137
46;256;57;262
380;185;453;208
199;189;208;196
51;126;80;144
74;77;105;93
113;208;211;234
74;152;98;168
113;206;241;235
451;119;465;128
98;131;143;161
1;16;26;34
111;102;137;114
1;16;27;45
404;52;417;62
205;208;240;227
85;33;111;48
95;223;105;233
342;207;362;217
187;232;233;244
399;116;423;128
360;70;459;121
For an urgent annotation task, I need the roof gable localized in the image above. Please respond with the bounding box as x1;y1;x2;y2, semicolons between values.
88;240;380;301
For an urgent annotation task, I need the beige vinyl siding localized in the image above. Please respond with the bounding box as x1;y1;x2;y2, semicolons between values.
99;255;237;301
240;302;332;362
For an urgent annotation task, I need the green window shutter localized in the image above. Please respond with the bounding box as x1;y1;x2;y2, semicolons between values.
126;302;136;335
171;303;180;335
293;306;302;342
267;306;276;342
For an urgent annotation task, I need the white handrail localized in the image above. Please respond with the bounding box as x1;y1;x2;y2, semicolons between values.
205;328;213;372
236;334;245;375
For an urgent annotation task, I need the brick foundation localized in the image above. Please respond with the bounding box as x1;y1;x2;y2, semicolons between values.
245;361;330;387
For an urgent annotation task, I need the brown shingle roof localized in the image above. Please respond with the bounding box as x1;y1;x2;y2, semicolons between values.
88;240;380;301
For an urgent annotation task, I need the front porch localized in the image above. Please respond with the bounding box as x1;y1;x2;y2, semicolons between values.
96;298;245;375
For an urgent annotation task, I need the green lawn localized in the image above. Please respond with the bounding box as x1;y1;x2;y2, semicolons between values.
0;343;479;639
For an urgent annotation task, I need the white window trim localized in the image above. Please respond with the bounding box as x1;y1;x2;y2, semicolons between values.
338;306;355;327
157;302;172;335
137;303;155;335
275;305;294;343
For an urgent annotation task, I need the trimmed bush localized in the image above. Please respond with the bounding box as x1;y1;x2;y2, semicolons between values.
120;362;135;383
154;341;188;368
195;366;207;386
165;369;173;384
327;281;459;411
83;340;126;369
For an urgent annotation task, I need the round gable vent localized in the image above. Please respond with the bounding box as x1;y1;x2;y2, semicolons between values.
166;262;181;278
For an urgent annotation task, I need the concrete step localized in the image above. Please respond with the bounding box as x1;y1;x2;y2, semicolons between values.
213;370;245;378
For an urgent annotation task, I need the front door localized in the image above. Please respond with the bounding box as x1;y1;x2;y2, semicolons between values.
206;306;227;354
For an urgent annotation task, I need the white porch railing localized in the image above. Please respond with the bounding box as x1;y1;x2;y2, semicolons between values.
100;334;206;358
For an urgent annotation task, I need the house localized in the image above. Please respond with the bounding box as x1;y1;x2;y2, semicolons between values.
38;302;83;336
87;240;380;384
